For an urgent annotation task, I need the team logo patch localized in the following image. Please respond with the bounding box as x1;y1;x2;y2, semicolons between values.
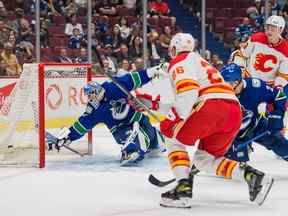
253;53;277;73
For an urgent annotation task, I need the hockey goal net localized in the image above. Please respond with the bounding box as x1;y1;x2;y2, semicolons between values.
0;63;93;168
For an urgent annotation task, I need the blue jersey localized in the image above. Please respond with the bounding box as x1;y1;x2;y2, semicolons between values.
239;78;286;124
226;78;288;162
68;70;151;142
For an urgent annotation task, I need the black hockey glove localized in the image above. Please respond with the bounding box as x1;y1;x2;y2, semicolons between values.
46;128;71;152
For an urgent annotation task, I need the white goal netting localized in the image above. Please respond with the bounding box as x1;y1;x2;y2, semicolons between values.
0;63;93;167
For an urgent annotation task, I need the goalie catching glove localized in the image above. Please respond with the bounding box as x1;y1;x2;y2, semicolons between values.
46;128;72;151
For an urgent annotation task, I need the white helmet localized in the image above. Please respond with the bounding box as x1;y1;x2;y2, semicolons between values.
266;15;286;33
169;33;195;58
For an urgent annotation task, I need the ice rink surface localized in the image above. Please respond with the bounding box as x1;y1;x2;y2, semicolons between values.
0;127;288;216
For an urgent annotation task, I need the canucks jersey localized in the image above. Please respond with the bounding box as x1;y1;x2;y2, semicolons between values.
68;70;151;142
239;77;286;130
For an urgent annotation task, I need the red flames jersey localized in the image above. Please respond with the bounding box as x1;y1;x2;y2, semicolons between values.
240;32;288;86
167;52;238;119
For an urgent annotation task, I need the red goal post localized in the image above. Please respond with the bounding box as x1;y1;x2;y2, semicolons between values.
0;63;93;168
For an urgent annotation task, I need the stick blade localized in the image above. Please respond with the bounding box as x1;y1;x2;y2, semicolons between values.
148;174;175;187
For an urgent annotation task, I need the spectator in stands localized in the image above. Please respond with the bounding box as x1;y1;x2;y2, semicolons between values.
128;24;141;47
15;18;34;59
101;54;117;75
65;14;83;36
1;42;22;76
109;24;124;52
148;0;169;17
54;48;74;63
40;18;50;48
123;0;137;9
9;8;26;33
75;0;87;7
215;60;224;71
98;0;117;16
129;36;143;60
282;0;288;20
104;43;118;68
270;0;281;15
52;0;67;14
211;54;222;69
7;30;17;47
159;26;172;60
193;38;201;54
74;47;88;63
204;50;212;63
254;0;262;14
65;0;79;18
234;17;254;46
116;43;130;63
0;1;8;19
148;0;176;26
95;15;109;42
110;0;123;7
147;31;162;66
247;6;265;31
68;28;85;49
119;17;131;43
0;54;6;76
117;58;131;76
0;20;11;47
131;57;145;71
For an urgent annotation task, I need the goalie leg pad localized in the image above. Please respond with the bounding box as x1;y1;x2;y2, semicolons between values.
120;122;149;166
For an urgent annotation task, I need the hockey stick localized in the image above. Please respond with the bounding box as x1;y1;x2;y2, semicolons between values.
148;165;200;187
94;48;161;122
148;174;176;187
149;131;270;188
45;130;85;157
235;130;271;151
31;101;85;157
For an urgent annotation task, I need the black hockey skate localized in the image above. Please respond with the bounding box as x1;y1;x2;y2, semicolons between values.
160;178;193;208
243;163;274;205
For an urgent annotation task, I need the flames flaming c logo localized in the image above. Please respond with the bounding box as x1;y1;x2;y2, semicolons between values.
253;53;277;73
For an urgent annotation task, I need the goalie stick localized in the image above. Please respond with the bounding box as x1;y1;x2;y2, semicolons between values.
94;48;161;122
45;131;85;157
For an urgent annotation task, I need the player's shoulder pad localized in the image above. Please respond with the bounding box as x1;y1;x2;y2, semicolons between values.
275;39;288;58
250;32;267;43
245;77;264;88
168;52;190;72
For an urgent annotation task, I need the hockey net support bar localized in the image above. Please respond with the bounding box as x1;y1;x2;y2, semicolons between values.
38;63;93;168
0;63;93;168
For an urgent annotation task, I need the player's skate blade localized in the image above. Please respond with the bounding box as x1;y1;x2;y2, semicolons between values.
160;197;191;208
255;175;274;206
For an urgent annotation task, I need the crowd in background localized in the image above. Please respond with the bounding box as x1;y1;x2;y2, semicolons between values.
1;0;287;77
0;0;180;76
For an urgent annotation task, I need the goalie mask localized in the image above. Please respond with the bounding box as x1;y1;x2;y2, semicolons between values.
169;33;195;59
84;81;105;109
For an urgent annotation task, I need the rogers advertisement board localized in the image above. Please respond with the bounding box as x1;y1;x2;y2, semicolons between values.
0;75;172;127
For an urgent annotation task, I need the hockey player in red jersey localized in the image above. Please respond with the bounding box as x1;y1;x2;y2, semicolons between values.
137;33;274;208
231;15;288;93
